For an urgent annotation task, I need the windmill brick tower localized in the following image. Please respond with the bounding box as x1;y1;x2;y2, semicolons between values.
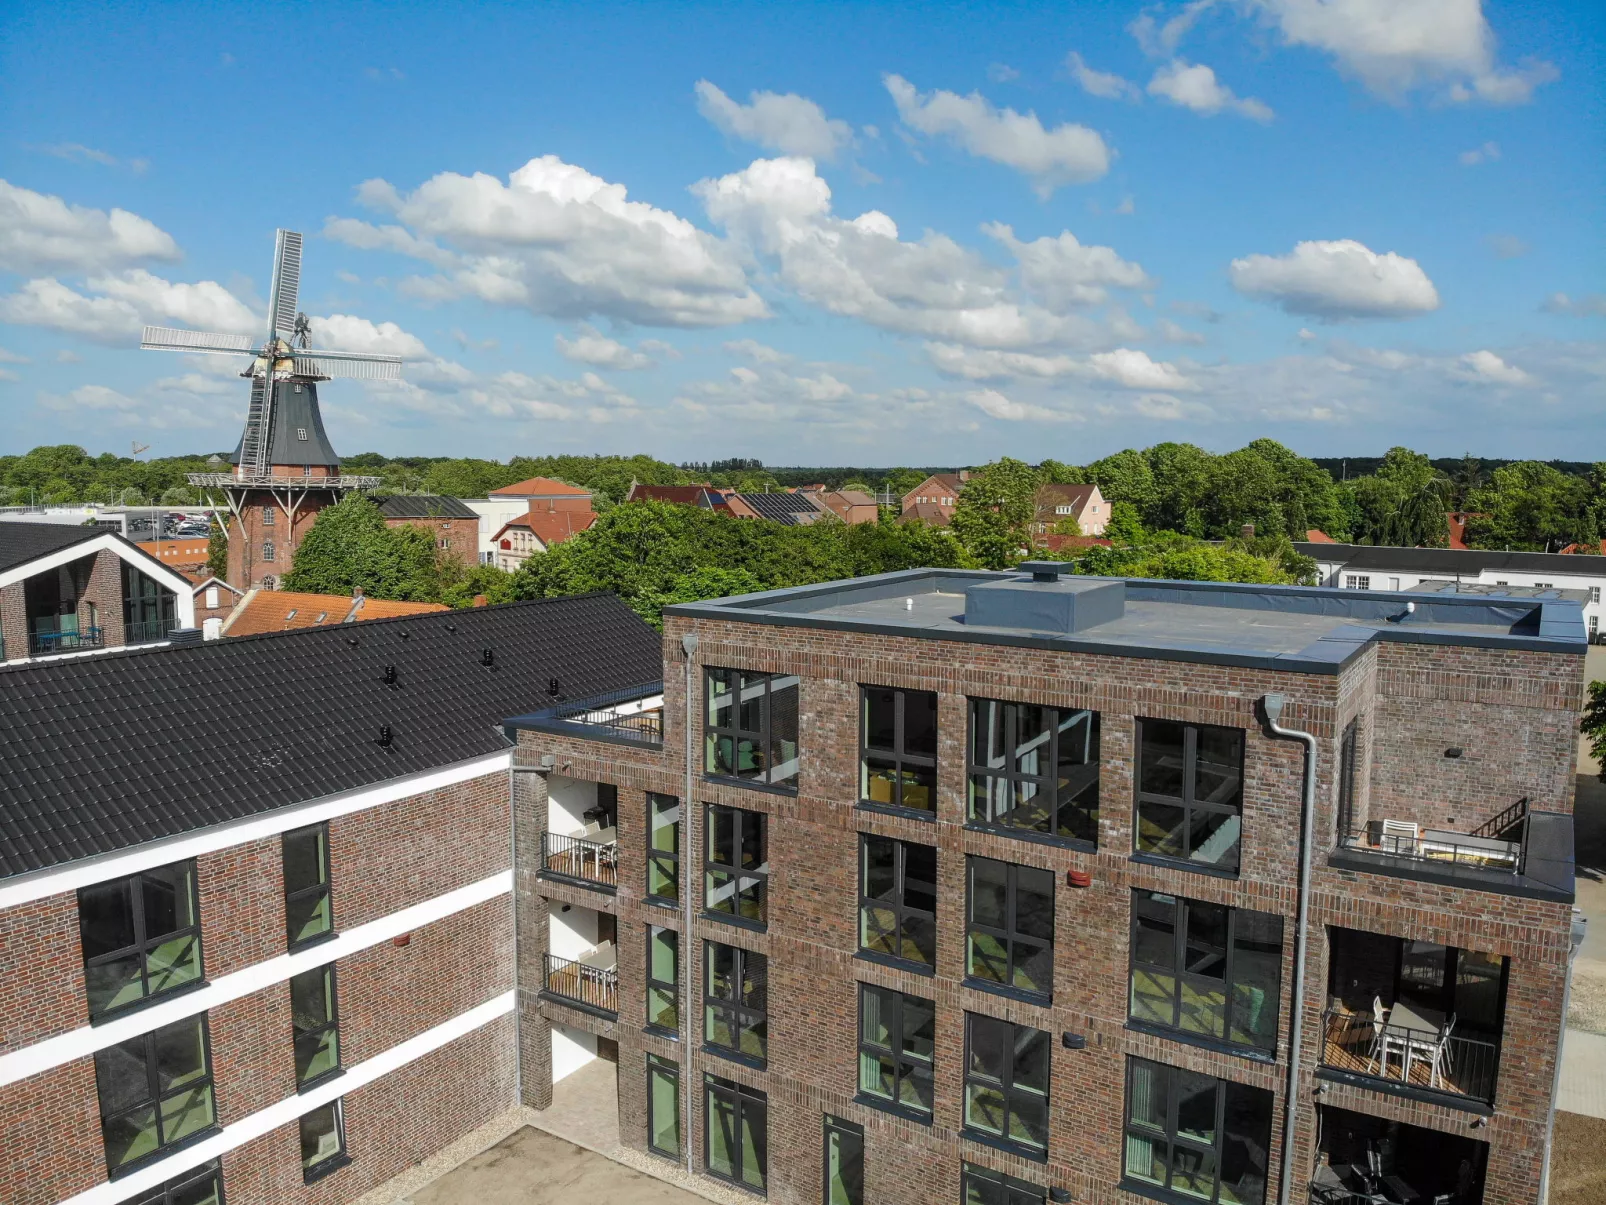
139;230;402;589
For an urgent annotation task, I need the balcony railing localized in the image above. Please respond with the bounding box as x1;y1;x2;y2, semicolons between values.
125;618;176;646
507;682;665;749
28;626;103;657
1320;1007;1499;1103
542;953;618;1015
1339;825;1521;871
541;833;619;889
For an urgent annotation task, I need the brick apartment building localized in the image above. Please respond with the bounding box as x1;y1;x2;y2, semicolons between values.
377;496;481;566
503;563;1584;1205
0;563;1586;1205
0;595;660;1205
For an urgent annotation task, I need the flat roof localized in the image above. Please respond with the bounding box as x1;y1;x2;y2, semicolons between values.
665;568;1587;673
1295;541;1606;578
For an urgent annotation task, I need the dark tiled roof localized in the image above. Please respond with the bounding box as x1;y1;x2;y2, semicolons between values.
1294;542;1606;576
0;521;104;574
0;595;663;880
377;495;481;520
734;492;821;524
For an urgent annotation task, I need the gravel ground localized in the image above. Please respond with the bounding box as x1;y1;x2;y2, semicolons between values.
1552;1111;1606;1205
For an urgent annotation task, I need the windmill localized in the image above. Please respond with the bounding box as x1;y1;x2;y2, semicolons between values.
139;229;405;589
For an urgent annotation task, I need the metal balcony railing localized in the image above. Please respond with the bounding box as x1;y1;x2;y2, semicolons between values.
541;833;619;889
511;682;665;748
542;953;618;1015
28;626;103;657
125;618;176;646
1320;1007;1499;1103
1337;823;1522;873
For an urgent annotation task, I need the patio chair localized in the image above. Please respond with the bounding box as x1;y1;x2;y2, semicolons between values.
1422;1013;1458;1090
1372;997;1411;1079
1379;819;1420;856
1366;996;1395;1068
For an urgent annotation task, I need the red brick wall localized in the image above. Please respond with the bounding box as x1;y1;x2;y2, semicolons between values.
228;491;339;590
0;893;87;1052
383;516;476;566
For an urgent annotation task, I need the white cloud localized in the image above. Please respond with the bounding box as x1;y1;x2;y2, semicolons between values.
965;388;1071;423
1147;60;1274;121
89;269;258;334
883;74;1111;195
695;157;1133;351
151;372;236;396
988;63;1021;83
1113;196;1136;216
1066;52;1141;100
0;180;179;273
1129;392;1215;421
39;384;140;413
307;313;431;359
1456;349;1533;385
0;277;144;342
55;349;81;362
983;223;1152;310
1228;239;1440;319
1245;0;1557;104
675;360;872;425
0;347;29;363
926;342;1196;391
554;325;654;370
1459;140;1499;165
1542;293;1606;317
325;155;766;328
1155;318;1207;345
724;338;790;363
694;81;854;160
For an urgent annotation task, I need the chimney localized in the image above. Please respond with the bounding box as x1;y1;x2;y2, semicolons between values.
1239;524;1255;540
473;594;489;608
353;585;364;599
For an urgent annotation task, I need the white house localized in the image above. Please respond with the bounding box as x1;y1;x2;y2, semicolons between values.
1295;542;1606;641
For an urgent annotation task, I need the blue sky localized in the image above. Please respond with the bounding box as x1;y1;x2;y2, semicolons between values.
1;0;1601;464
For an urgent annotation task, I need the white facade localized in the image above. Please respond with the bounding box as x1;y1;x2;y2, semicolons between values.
461;497;530;564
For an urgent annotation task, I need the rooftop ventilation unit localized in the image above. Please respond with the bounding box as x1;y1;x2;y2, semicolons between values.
964;561;1125;634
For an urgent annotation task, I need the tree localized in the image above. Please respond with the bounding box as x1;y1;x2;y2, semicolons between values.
1464;461;1595;551
283;495;442;601
1584;681;1606;785
635;567;767;629
1086;449;1160;524
206;519;228;580
950;458;1042;569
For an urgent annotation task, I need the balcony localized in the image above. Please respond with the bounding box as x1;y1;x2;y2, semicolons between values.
1331;797;1575;902
1311;1104;1487;1204
505;683;665;750
125;618;177;646
1320;928;1504;1107
542;950;618;1017
541;832;618;891
28;625;104;657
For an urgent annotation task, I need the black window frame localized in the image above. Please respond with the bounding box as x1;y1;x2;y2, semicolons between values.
1127;890;1284;1058
1133;718;1246;875
704;803;769;929
968;698;1100;849
299;1097;350;1183
860;684;938;818
121;1159;225;1205
647;924;680;1036
79;861;204;1022
858;834;937;973
962;1162;1046;1205
647;792;680;905
856;983;935;1122
290;963;343;1090
1121;1057;1274;1205
1335;718;1359;839
704;941;767;1067
704;666;800;791
962;1012;1052;1161
823;1114;865;1205
704;1072;768;1194
94;1014;218;1176
647;1054;682;1160
283;824;335;950
964;856;1055;1004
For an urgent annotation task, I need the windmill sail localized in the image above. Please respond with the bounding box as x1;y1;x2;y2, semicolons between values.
267;229;303;341
238;376;272;476
293;349;403;380
140;325;255;355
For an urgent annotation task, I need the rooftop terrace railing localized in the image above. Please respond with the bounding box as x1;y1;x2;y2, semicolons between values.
1320;1007;1499;1104
27;626;104;657
542;953;618;1016
511;682;665;749
541;832;619;890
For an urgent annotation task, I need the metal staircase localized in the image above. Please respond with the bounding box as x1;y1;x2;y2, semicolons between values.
238;377;272;476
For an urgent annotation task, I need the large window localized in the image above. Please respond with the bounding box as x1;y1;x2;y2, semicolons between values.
705;804;768;926
965;857;1054;1002
647;925;679;1034
963;1163;1046;1205
859;835;937;970
94;1015;217;1172
1129;892;1283;1055
963;1013;1051;1159
290;965;342;1087
705;942;767;1065
861;685;937;815
1135;720;1245;873
1123;1058;1274;1205
122;564;177;644
283;824;334;949
969;700;1099;846
705;1073;767;1193
300;1099;348;1182
706;667;799;789
79;862;202;1020
857;984;935;1121
824;1115;864;1205
647;1055;681;1159
121;1160;223;1205
647;793;680;904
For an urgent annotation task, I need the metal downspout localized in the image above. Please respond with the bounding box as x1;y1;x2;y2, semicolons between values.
681;632;699;1178
1263;693;1317;1205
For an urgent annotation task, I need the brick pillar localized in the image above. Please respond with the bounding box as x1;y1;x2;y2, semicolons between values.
83;549;126;649
0;583;25;661
512;761;554;1109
